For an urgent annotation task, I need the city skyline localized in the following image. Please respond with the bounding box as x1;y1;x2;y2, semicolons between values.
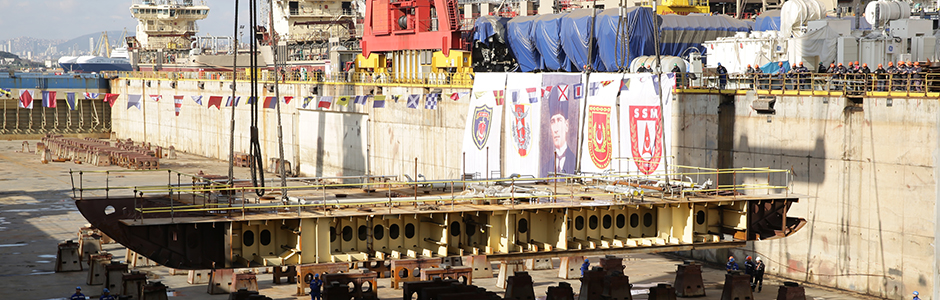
0;0;249;41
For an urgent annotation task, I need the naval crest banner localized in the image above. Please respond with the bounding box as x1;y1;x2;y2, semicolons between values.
462;73;506;178
579;73;622;173
502;73;542;177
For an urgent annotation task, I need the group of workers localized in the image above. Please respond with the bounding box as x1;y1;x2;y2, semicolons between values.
739;60;926;92
725;255;766;292
69;287;115;300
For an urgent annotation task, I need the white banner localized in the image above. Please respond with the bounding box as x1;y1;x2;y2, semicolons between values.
462;73;506;178
619;73;676;176
579;73;623;174
503;73;543;177
538;73;583;177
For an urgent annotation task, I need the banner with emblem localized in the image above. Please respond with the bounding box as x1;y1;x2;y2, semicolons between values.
502;73;542;177
462;73;506;178
619;73;676;176
539;73;582;178
579;73;623;173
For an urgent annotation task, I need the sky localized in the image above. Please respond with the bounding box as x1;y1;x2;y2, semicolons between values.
0;0;250;41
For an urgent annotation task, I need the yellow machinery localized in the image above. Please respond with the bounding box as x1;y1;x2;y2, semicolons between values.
639;0;710;15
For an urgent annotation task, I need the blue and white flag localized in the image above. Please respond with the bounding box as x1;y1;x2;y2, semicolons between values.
191;95;203;105
66;92;77;110
84;92;99;99
225;96;240;107
406;94;420;109
354;95;369;105
127;94;142;110
425;93;439;109
373;95;386;108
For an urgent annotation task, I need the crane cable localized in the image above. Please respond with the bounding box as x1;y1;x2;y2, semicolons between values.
249;0;265;196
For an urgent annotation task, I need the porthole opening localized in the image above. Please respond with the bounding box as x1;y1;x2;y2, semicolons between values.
589;215;598;230
243;230;255;246
342;226;353;242
643;213;654;227
517;218;528;233
575;216;585;230
696;210;706;225
616;214;625;229
389;224;401;239
405;223;416;239
358;225;368;241
450;221;461;236
630;214;639;228
374;225;385;240
260;229;271;246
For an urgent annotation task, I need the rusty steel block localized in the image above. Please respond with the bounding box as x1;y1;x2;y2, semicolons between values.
403;278;459;300
721;272;754;300
188;270;210;284
322;271;378;300
603;272;633;300
79;235;102;263
141;281;169;300
464;255;492;279
419;266;472;285
229;288;272;300
391;258;442;289
776;282;806;300
122;271;148;299
579;268;605;300
104;262;129;295
208;269;235;294
496;260;525;289
557;256;583;279
56;240;83;272
545;282;575;300
362;260;391;278
600;255;625;275
674;261;706;297
296;262;351;295
420;284;480;300
127;248;157;268
504;271;535;300
525;258;553;270
273;266;297;284
323;281;352;300
233;272;259;292
648;283;677;300
86;252;113;285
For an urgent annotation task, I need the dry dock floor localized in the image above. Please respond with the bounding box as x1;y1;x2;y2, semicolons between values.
0;140;880;300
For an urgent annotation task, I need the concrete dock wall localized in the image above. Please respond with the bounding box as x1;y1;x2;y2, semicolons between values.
678;93;938;300
110;79;470;181
111;77;938;299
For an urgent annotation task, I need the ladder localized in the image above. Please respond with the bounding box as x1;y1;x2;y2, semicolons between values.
446;0;460;30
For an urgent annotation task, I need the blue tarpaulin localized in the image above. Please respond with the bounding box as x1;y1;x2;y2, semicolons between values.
560;9;602;72
507;15;540;72
660;14;750;58
760;61;790;74
754;10;781;31
533;13;568;71
473;16;510;46
595;7;658;72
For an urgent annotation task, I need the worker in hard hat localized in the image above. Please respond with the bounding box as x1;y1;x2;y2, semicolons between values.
913;291;921;300
874;63;887;91
754;257;766;292
911;61;923;91
859;63;871;91
581;258;591;276
70;287;85;300
886;61;899;91
310;273;323;300
99;288;116;300
743;256;756;287
726;256;738;274
716;62;728;90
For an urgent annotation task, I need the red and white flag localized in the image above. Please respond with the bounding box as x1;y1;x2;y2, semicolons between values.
283;96;293;104
149;95;162;102
103;93;120;108
173;95;184;116
18;90;34;109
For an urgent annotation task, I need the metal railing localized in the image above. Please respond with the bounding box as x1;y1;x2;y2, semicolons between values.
106;70;475;88
673;71;938;96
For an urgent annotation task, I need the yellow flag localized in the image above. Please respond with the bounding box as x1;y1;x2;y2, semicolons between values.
336;96;350;106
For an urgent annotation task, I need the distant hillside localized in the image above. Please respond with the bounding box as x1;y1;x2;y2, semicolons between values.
0;51;19;59
56;31;128;54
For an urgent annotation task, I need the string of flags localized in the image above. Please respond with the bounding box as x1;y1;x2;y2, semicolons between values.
9;87;546;114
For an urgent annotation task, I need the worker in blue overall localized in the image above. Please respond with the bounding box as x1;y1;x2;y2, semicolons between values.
70;287;85;300
581;258;591;276
913;291;921;300
310;273;323;300
726;256;738;274
99;288;116;300
716;63;728;90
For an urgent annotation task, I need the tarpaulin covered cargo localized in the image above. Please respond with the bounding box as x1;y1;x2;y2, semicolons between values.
755;10;781;31
507;15;540;72
560;9;602;72
473;16;511;46
595;7;658;72
533;13;568;71
660;14;750;57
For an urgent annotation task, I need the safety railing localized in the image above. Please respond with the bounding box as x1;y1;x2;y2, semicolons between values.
69;166;791;221
675;71;940;96
105;70;475;88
